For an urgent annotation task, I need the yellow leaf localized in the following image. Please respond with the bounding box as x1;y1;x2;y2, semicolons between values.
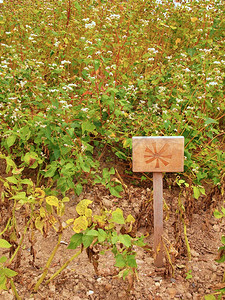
73;216;88;233
62;197;70;203
191;17;198;23
85;208;92;218
35;188;45;198
46;196;59;207
66;218;74;224
76;199;93;215
35;217;44;234
64;37;69;44
40;207;46;218
126;214;135;223
175;38;181;45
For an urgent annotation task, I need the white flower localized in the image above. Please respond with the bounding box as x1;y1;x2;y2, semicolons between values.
20;81;27;88
109;14;120;19
85;21;96;29
61;60;71;64
81;107;89;112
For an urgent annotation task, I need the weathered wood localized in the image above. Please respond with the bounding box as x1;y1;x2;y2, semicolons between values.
132;136;184;268
132;136;184;173
153;172;164;267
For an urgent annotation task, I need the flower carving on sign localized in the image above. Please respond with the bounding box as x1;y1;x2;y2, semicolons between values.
144;142;172;168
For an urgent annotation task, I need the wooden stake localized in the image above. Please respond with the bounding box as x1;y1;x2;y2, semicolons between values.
153;172;164;267
132;136;184;268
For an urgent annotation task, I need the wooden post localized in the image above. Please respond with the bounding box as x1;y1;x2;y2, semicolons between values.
132;136;184;268
153;172;163;267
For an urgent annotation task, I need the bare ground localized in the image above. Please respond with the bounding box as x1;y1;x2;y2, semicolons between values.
1;177;225;300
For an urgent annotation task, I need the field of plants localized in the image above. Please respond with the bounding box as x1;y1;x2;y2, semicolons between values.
0;0;224;299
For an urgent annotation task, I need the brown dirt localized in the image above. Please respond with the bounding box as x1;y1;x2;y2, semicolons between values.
1;178;225;300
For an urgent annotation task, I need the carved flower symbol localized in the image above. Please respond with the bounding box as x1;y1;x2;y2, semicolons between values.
144;142;172;168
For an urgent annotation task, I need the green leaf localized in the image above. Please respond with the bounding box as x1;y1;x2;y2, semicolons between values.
6;176;18;184
111;208;125;224
109;184;123;198
82;121;96;134
85;229;98;236
82;235;94;248
68;233;83;249
111;232;119;244
221;236;225;245
214;209;223;219
204;295;217;300
0;256;7;263
75;183;83;196
0;275;7;290
118;234;132;248
193;186;200;200
204;118;218;126
10;192;27;201
115;254;126;268
122;269;130;280
74;1;81;12
0;239;11;249
6;135;17;148
44;164;57;177
98;229;107;242
3;268;17;278
127;254;137;268
20;179;33;186
221;207;225;215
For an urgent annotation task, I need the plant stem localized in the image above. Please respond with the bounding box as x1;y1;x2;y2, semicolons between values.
45;249;82;284
0;217;11;236
33;233;62;292
10;279;21;300
183;220;191;261
8;215;33;266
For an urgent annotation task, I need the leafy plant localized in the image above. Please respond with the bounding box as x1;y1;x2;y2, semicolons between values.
46;199;145;285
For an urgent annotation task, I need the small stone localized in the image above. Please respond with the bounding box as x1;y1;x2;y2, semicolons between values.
104;283;112;292
49;282;56;293
153;276;162;282
191;249;200;257
213;224;220;232
155;282;160;287
118;291;127;298
186;292;192;299
0;291;14;300
211;273;217;281
87;290;94;296
102;197;112;208
170;278;176;283
210;264;217;272
198;288;204;294
167;287;177;298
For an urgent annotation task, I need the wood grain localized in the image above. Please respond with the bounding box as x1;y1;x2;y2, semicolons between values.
132;136;184;172
153;172;164;267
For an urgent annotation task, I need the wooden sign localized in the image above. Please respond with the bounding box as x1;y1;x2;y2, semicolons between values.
132;136;184;267
132;136;184;173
